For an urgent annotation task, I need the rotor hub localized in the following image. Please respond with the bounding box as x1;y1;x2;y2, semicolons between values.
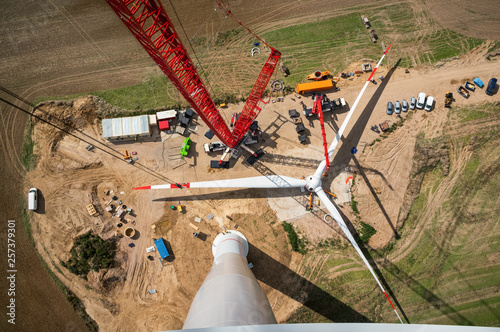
305;175;321;192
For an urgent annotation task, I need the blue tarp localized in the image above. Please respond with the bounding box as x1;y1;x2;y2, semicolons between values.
154;238;170;259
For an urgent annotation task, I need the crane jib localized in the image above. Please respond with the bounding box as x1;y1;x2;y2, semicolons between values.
105;0;280;149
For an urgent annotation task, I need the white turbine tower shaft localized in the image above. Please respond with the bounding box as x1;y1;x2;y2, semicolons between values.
183;231;277;329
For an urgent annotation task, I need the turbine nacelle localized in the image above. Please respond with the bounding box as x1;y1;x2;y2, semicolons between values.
305;175;322;192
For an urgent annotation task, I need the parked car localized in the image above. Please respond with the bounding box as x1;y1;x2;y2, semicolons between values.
402;99;408;112
486;78;497;96
395;100;401;114
410;96;416;110
28;188;38;211
424;96;434;111
417;92;426;109
386;102;393;115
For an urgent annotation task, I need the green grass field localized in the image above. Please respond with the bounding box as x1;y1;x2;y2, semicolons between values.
34;2;487;112
286;102;500;325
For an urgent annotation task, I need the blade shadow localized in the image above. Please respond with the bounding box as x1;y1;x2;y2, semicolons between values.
151;187;303;203
351;155;399;239
333;205;410;323
326;58;401;183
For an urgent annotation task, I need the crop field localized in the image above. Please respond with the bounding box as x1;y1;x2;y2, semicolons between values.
34;2;487;112
285;102;500;325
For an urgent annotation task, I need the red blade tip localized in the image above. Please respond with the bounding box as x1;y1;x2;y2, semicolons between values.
133;186;151;190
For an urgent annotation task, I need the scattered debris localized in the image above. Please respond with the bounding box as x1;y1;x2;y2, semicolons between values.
361;15;370;28
280;62;290;77
379;120;390;132
86;204;97;216
189;223;200;232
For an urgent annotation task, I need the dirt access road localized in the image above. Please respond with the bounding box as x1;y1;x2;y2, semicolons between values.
24;43;499;331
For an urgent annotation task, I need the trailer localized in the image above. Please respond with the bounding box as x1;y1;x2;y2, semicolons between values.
457;86;470;99
296;80;335;94
154;238;170;259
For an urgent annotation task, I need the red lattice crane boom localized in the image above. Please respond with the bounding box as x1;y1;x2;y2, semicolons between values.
312;95;330;172
105;0;280;148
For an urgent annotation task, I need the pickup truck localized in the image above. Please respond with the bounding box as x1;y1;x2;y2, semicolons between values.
204;141;226;153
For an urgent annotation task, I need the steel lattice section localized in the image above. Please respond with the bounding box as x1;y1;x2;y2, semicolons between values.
231;49;281;140
105;0;281;148
105;0;236;147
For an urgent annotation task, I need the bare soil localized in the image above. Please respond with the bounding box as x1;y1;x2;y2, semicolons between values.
22;42;499;331
1;0;499;331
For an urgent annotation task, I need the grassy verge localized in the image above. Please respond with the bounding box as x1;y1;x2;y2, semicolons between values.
21;118;37;171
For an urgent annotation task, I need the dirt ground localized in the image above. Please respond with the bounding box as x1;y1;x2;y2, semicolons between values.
23;41;499;331
0;0;499;330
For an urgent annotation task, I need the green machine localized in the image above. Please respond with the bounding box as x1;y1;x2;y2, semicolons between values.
180;137;192;157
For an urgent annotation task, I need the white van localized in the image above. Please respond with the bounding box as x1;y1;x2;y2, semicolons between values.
28;188;38;211
424;96;434;112
416;92;426;109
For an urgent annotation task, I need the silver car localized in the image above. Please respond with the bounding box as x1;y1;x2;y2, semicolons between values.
410;96;416;110
395;100;401;114
402;99;408;112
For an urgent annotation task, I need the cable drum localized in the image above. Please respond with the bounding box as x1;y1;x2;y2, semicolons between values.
324;214;334;224
270;80;284;92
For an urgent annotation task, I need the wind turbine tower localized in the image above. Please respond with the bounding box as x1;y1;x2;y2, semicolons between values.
183;230;277;329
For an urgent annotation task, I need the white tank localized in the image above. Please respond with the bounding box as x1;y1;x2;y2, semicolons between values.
183;230;277;329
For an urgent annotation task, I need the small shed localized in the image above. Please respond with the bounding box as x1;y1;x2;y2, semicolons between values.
154;238;170;259
156;110;177;131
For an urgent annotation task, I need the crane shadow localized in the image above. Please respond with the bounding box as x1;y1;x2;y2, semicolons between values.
248;244;371;323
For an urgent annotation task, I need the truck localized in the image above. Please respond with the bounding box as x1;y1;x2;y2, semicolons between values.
296;80;335;94
204;141;226;153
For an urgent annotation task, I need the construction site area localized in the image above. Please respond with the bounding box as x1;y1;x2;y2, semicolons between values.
1;0;500;331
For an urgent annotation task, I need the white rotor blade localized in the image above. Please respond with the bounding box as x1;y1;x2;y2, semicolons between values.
133;175;307;190
316;188;403;323
314;43;392;178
